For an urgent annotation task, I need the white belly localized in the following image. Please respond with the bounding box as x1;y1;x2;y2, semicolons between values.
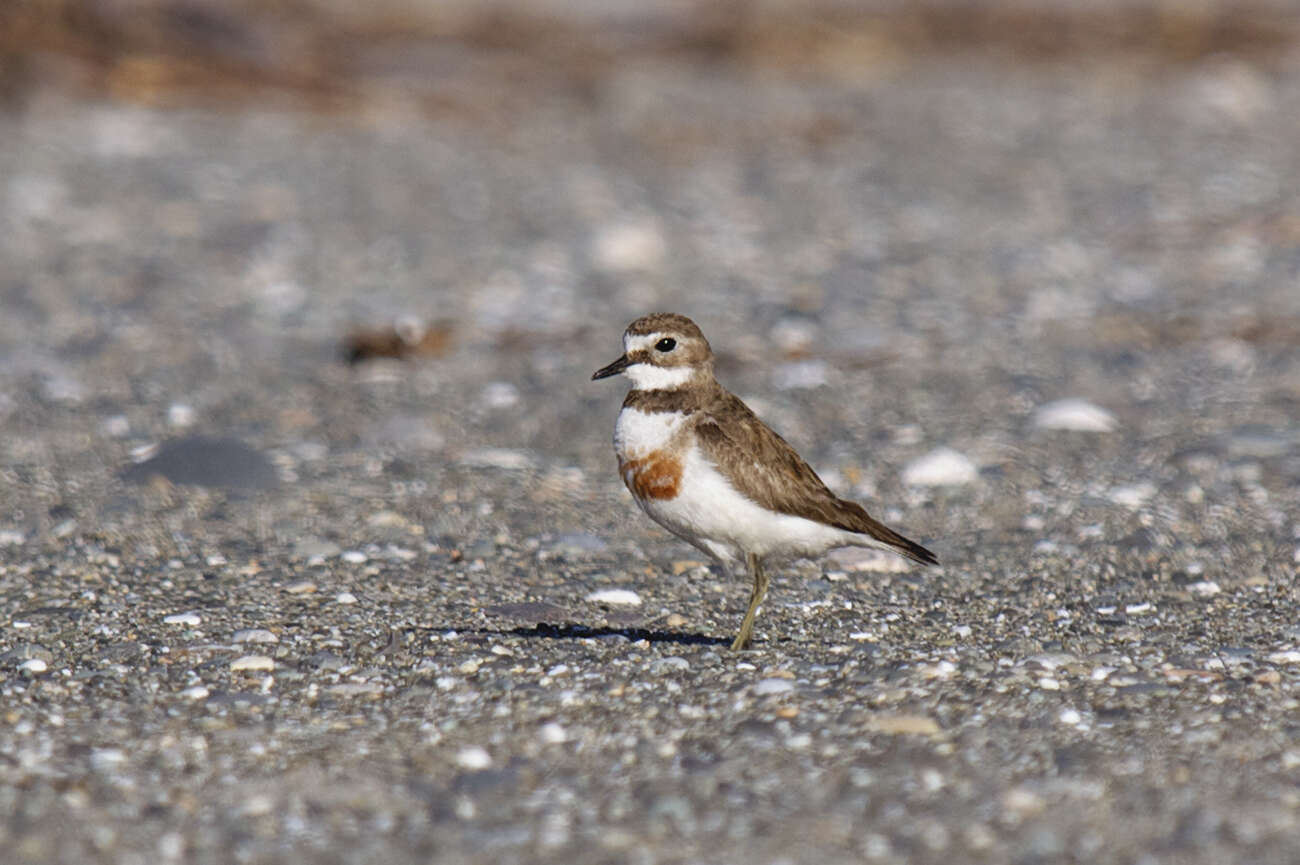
637;445;858;566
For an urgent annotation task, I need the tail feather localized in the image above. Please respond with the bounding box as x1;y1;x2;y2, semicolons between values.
834;499;938;566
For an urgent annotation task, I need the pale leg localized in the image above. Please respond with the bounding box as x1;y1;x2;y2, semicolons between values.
731;553;769;650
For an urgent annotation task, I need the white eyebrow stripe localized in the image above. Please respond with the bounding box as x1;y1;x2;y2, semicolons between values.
624;333;662;352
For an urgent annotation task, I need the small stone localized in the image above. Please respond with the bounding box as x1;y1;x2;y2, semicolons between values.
538;722;567;745
664;613;689;628
901;447;978;487
549;533;609;555
1266;651;1300;665
232;629;279;644
239;794;275;817
459;448;536;470
102;415;131;438
341;551;367;564
180;685;210;701
1059;708;1084;725
591;219;666;273
167;403;196;428
753;678;795;696
0;529;26;546
771;359;829;391
367;510;410;528
293;537;341;560
163;612;202;626
1003;787;1046;817
1109;483;1156;508
1033;398;1117;432
90;748;128;771
868;714;941;736
231;655;275;672
121;436;278;491
284;580;317;594
1188;581;1221;597
19;658;48;674
480;381;520;409
651;656;690;674
456;746;493;770
336;592;358;604
586;589;642;607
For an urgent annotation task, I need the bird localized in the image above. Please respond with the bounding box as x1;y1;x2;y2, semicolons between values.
592;312;937;650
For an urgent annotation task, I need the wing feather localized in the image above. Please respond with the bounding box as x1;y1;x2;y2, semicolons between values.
692;393;937;565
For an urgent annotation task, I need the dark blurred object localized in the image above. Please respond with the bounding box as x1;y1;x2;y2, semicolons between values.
1;0;1296;108
342;319;454;364
121;436;279;491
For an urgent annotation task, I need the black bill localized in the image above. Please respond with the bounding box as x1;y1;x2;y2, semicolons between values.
591;354;631;380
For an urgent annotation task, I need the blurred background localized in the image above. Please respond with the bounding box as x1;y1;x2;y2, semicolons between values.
3;0;1298;539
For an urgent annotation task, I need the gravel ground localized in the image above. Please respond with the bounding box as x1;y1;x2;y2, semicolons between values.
3;9;1300;864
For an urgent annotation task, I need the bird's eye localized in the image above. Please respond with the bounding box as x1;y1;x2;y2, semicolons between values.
655;337;676;352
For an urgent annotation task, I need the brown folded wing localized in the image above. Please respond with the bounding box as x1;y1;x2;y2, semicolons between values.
693;392;938;565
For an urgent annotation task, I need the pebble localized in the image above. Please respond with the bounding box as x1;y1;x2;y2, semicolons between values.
232;629;279;644
163;612;202;626
868;714;941;736
180;685;210;701
549;533;609;555
167;402;196;428
456;746;493;770
336;592;358;604
1002;787;1046;817
651;656;690;674
1109;483;1157;508
1188;581;1221;597
19;658;48;674
537;722;567;745
1266;651;1300;665
120;436;279;491
585;589;642;606
0;529;26;546
293;537;341;560
480;381;520;409
367;510;409;528
771;359;829;391
901;447;978;486
340;551;367;564
591;219;666;273
101;415;131;437
752;678;795;696
1033;398;1117;432
458;447;536;470
284;580;318;594
230;655;275;672
90;748;128;771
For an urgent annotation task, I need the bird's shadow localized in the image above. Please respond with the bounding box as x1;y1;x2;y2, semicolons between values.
483;622;730;647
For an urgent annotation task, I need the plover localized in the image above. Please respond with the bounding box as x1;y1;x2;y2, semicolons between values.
593;312;937;650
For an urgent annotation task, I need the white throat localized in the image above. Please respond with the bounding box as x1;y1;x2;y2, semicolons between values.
625;363;695;391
